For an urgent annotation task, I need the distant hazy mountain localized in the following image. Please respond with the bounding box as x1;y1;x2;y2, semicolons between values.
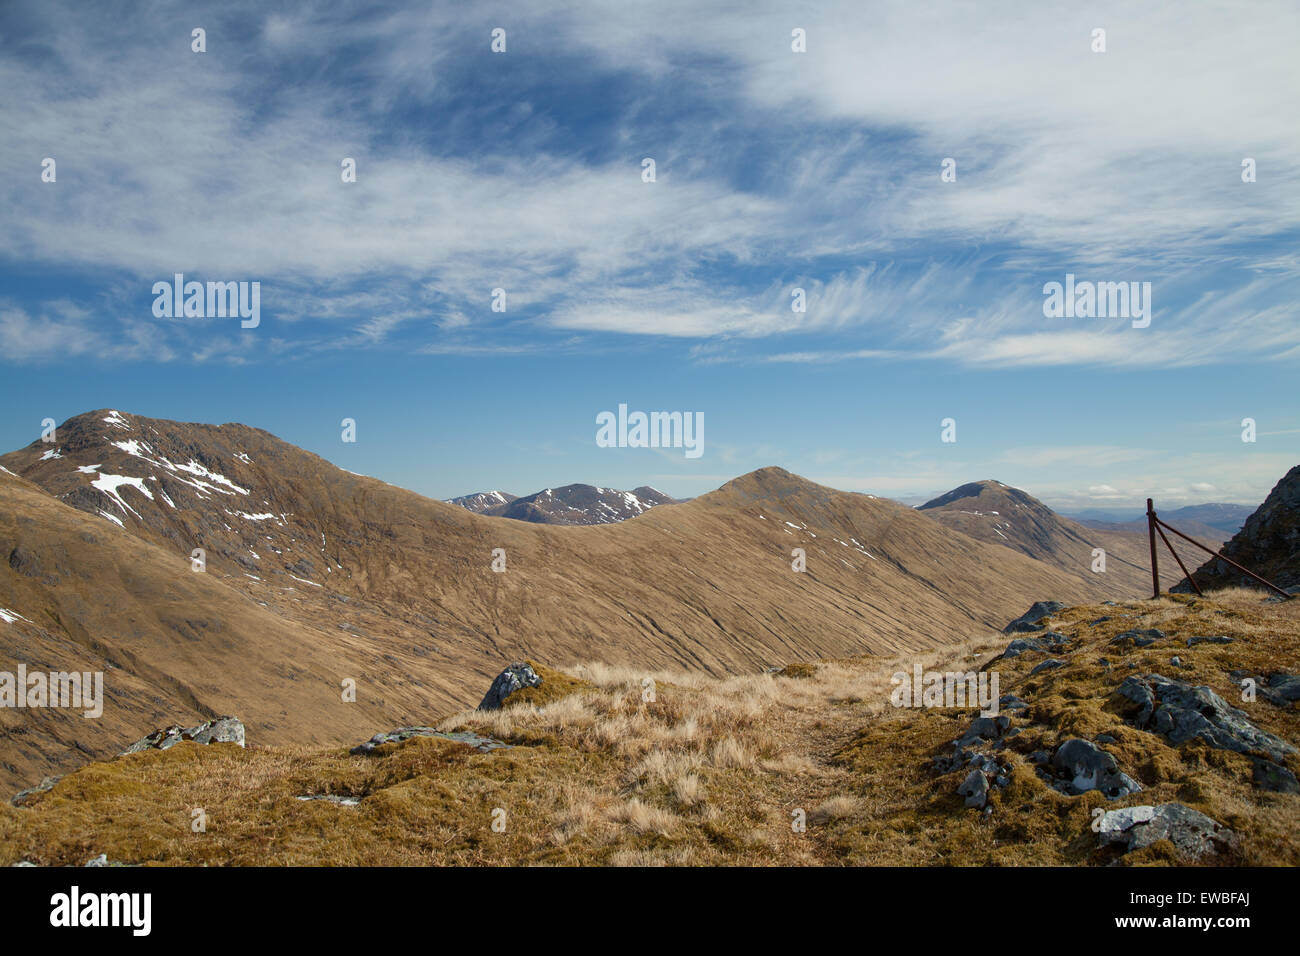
1065;503;1255;535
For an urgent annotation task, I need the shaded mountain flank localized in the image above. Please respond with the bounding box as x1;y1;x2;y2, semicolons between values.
1;411;1105;792
1179;464;1300;594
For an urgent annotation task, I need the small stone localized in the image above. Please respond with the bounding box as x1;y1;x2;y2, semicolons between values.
1110;628;1166;649
1186;635;1234;647
958;769;989;808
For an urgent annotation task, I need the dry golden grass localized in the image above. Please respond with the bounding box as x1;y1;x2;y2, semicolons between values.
1;587;1296;866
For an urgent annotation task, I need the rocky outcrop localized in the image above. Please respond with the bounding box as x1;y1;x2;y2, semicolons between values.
1179;464;1300;593
1116;674;1296;763
1002;632;1068;658
1097;803;1234;858
350;727;510;756
1003;601;1067;634
121;716;245;754
478;662;543;710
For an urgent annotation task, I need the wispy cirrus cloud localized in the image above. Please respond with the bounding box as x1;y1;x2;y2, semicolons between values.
0;0;1297;370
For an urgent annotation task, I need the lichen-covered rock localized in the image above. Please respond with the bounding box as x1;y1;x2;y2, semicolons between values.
478;662;543;710
1003;601;1067;634
11;775;60;807
120;716;245;755
1116;674;1296;763
1097;803;1234;858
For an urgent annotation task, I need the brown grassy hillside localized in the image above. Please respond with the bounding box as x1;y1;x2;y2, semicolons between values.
2;412;1108;793
1;589;1294;866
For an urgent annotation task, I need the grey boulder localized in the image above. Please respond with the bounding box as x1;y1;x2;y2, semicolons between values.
1049;738;1142;799
1186;635;1234;647
1109;628;1166;649
1003;632;1069;659
958;769;989;809
1097;803;1234;858
478;662;543;710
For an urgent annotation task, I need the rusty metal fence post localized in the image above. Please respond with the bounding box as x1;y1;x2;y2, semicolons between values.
1146;497;1292;600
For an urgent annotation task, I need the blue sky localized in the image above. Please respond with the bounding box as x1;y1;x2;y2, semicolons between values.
1;1;1297;510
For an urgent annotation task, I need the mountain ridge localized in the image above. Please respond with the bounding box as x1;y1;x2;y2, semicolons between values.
0;411;1143;791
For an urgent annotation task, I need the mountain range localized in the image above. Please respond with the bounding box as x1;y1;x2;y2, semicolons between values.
1066;503;1255;535
446;484;678;525
0;408;1260;794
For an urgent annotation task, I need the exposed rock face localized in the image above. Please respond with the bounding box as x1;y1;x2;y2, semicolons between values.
121;716;245;754
350;727;510;755
1097;803;1234;858
6;546;40;577
478;662;543;710
1116;674;1296;763
1180;464;1300;593
1003;601;1067;634
1228;669;1300;708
